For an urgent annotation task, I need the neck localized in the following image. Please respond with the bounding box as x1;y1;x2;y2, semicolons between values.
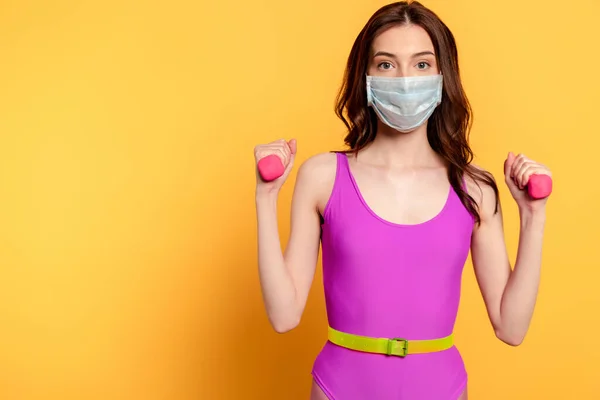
359;122;442;168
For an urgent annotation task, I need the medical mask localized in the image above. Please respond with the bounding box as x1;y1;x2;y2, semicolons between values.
366;74;443;132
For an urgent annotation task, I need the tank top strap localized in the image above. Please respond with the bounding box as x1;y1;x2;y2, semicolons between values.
335;151;358;196
323;152;357;223
336;151;350;173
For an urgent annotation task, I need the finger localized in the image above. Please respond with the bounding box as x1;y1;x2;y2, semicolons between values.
504;152;516;182
512;154;527;178
516;162;536;189
513;160;530;188
281;153;296;179
288;139;297;155
535;164;552;177
271;147;290;166
269;141;292;165
521;166;548;189
284;142;296;167
262;144;291;165
515;158;551;188
254;139;288;156
510;153;527;179
269;138;286;147
255;148;285;167
512;155;531;188
279;142;292;165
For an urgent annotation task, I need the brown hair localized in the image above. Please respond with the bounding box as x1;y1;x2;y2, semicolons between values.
335;1;498;224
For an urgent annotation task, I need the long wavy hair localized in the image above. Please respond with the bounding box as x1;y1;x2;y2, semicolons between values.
336;1;498;224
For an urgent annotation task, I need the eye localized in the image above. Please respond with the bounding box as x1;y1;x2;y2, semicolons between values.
378;61;394;70
416;61;431;70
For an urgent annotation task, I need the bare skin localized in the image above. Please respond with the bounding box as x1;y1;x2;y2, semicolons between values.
255;24;549;400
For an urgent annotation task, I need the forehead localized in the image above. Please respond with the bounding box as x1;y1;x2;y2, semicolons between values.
371;24;435;56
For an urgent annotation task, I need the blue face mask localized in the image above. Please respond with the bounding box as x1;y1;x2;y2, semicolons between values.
366;74;443;132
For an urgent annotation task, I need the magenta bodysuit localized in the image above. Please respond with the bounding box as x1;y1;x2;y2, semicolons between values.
312;152;474;399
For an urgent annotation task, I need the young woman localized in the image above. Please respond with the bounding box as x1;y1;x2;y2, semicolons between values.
254;2;551;399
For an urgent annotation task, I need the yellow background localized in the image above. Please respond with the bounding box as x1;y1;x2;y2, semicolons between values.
0;0;598;399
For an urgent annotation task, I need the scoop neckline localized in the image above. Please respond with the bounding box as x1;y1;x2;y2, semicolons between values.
344;154;452;228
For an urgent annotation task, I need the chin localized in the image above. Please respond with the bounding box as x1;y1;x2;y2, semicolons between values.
397;127;418;134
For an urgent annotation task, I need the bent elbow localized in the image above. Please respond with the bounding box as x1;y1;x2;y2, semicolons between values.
273;324;296;334
271;316;300;334
495;329;524;347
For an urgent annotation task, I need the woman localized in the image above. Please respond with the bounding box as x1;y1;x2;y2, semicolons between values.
254;2;551;399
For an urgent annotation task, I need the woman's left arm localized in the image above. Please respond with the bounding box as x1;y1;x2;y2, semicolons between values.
470;152;551;346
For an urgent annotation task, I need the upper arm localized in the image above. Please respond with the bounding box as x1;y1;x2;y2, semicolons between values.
284;152;336;313
468;169;511;331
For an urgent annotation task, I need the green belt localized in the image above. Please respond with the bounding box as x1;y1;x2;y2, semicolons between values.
328;326;454;358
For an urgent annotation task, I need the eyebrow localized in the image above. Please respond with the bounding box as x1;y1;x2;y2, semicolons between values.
373;50;436;58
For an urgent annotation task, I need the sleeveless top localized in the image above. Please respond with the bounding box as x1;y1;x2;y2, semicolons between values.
311;152;474;400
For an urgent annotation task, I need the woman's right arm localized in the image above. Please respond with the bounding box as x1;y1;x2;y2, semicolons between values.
255;141;334;333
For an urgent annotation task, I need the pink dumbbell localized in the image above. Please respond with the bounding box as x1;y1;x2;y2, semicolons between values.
257;154;285;182
527;174;553;199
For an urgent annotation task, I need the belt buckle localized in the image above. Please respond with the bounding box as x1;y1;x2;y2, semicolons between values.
386;338;408;357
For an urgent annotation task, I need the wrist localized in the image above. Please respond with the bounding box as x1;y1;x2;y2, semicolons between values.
255;191;279;206
519;206;546;228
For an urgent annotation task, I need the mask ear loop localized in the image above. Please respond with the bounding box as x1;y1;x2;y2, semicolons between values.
365;74;374;107
437;72;444;105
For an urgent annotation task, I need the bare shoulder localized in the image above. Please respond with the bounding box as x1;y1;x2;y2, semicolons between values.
464;164;500;219
297;151;337;174
295;152;338;213
296;152;337;185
